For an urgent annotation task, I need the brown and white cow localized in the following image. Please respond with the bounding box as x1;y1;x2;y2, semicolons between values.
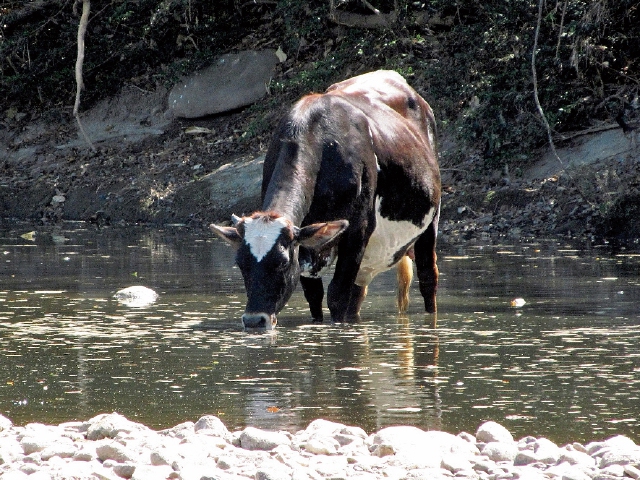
211;70;441;329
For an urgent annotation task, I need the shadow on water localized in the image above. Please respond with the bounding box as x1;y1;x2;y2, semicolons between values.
0;225;639;444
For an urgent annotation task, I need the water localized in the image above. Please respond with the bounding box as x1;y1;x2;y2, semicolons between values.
1;225;639;445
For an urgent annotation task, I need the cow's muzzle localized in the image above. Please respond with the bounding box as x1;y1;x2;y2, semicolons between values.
242;312;277;330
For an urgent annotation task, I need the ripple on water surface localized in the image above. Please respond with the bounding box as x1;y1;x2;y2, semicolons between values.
0;227;639;444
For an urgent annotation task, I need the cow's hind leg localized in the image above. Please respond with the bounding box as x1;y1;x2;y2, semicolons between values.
414;207;440;314
300;276;324;321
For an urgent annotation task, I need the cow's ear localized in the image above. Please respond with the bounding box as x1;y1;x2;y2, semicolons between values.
297;220;349;249
210;224;243;249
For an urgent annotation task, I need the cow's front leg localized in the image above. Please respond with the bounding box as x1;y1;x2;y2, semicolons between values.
327;244;367;321
300;276;324;321
414;212;439;314
346;284;367;318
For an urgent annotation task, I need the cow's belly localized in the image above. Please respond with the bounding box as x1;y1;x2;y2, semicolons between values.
355;199;435;287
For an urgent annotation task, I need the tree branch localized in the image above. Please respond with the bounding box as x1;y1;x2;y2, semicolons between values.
73;0;95;151
328;0;397;29
532;0;563;168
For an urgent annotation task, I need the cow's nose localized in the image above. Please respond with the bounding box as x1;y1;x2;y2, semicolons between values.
241;312;277;330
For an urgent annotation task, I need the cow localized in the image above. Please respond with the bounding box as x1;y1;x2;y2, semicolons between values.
211;70;441;329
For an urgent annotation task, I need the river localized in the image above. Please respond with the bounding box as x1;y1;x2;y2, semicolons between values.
0;225;638;445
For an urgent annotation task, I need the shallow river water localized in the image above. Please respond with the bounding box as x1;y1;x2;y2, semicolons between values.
0;225;639;445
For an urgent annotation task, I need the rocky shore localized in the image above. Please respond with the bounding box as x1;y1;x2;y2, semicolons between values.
0;413;639;480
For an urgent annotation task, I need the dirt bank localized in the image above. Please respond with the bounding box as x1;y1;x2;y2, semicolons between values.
1;87;639;245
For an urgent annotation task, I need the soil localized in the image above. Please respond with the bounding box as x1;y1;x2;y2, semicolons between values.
1;85;640;246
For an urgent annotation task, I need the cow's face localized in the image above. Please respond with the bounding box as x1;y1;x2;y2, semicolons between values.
211;213;348;330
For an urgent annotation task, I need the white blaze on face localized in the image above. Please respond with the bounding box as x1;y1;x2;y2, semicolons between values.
243;216;290;262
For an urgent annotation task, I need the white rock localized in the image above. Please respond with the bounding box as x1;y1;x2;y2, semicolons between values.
304;435;340;455
600;448;640;468
482;441;518;462
534;437;561;464
239;426;291;451
475;421;514;444
159;421;195;439
95;441;140;463
130;464;174;480
85;413;150;441
194;415;230;439
441;452;473;473
1;470;30;480
552;463;592;480
370;426;477;469
514;449;538;466
0;415;12;432
308;455;348;477
113;286;158;308
559;448;596;468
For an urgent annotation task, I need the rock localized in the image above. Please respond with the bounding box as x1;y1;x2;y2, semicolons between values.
304;435;340;455
194;415;231;440
95;441;139;463
168;50;280;119
515;449;539;466
369;426;477;469
85;413;150;441
113;286;158;308
482;441;518;462
0;415;13;432
159;421;195;439
239;426;291;451
534;437;561;464
2;413;640;480
475;421;514;444
559;448;596;468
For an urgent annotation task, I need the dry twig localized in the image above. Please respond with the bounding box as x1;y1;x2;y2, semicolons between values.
73;0;95;151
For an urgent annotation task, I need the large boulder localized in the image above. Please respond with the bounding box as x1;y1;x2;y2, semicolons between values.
168;50;280;118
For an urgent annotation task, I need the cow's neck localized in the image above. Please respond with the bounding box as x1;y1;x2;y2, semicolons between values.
261;147;319;225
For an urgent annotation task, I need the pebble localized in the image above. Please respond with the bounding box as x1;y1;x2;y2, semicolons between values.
0;412;638;480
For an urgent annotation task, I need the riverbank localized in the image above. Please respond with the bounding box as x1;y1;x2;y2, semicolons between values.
2;83;640;244
0;412;638;480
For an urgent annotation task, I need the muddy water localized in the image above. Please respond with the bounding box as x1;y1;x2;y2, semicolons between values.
0;225;639;444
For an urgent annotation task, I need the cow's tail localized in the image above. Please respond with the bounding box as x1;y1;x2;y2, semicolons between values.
396;255;413;314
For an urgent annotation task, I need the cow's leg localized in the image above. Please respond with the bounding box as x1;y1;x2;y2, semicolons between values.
300;276;324;321
414;205;440;314
346;284;367;318
327;228;371;322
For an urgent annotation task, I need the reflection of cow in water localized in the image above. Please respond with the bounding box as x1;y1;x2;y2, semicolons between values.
211;70;441;329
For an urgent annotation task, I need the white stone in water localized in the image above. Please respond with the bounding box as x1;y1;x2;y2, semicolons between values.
475;421;514;444
114;286;158;307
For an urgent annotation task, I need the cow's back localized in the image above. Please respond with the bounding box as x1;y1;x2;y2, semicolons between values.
261;70;440;285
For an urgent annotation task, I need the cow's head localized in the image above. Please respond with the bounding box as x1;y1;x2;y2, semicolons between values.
210;212;348;330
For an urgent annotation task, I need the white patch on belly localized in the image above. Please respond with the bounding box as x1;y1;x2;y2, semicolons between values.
355;198;435;287
244;216;289;262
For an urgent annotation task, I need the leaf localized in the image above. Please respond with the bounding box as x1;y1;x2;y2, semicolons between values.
275;46;287;63
20;231;36;241
266;406;280;413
